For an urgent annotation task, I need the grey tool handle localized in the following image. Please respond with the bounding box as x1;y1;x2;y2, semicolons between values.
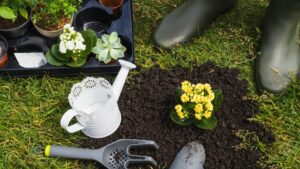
46;145;98;161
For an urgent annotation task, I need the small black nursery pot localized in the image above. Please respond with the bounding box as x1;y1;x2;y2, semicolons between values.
99;0;124;15
74;7;111;35
0;35;8;67
0;8;32;39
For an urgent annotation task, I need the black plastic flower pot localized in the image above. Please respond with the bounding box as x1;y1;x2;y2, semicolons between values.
0;8;32;40
0;35;9;67
74;7;111;34
99;0;124;14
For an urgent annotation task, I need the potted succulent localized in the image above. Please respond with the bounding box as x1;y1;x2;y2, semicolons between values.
0;35;8;67
0;0;35;39
99;0;123;14
170;81;223;129
31;0;82;38
46;24;97;67
92;32;126;64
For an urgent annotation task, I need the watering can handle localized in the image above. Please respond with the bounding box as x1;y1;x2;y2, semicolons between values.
60;109;84;133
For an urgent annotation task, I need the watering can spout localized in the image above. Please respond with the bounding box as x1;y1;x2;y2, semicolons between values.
112;60;136;101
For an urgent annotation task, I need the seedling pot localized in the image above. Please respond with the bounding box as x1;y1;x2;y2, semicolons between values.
74;7;111;34
32;15;73;38
0;8;32;39
0;35;8;67
99;0;124;14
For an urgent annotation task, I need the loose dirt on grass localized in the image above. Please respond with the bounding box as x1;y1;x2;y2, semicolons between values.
80;62;274;169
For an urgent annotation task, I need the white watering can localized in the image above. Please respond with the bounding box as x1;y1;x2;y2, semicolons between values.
60;60;136;138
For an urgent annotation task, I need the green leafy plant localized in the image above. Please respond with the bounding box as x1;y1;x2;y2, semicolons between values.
170;80;223;129
32;0;82;30
0;0;36;22
92;32;126;64
46;24;97;67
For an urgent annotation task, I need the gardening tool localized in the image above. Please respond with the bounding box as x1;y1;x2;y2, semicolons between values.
45;139;159;169
169;141;205;169
60;60;136;138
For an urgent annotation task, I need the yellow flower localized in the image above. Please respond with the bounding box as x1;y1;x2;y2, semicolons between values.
191;94;197;102
200;96;208;103
175;104;182;112
208;92;215;101
195;95;202;103
181;80;190;86
195;84;204;91
177;111;185;119
182;85;193;93
195;113;202;120
181;94;190;102
204;111;212;119
194;104;203;113
204;83;211;90
205;102;213;111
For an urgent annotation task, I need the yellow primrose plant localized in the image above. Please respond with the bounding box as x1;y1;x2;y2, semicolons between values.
170;80;223;129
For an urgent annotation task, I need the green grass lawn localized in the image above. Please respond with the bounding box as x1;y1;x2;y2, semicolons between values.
0;0;299;168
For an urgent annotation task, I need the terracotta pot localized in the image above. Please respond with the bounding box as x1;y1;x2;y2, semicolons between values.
32;15;73;38
99;0;124;13
0;35;8;67
0;8;32;39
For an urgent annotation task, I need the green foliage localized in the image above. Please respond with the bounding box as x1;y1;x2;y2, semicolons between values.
32;0;82;29
46;29;97;67
92;32;126;64
212;89;223;111
0;0;35;22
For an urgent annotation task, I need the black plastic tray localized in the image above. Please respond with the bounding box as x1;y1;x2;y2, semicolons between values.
0;0;134;77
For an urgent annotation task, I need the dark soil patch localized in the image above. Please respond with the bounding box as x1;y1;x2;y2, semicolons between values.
80;62;274;169
0;15;27;29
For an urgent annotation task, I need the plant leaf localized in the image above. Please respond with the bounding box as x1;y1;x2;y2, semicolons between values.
66;57;87;67
98;48;109;60
184;102;197;110
19;8;28;19
51;44;71;63
194;116;217;129
109;32;118;43
110;48;124;60
0;6;16;20
45;50;64;66
81;29;97;57
212;89;223;112
103;57;112;64
170;110;194;127
101;34;110;43
91;47;101;54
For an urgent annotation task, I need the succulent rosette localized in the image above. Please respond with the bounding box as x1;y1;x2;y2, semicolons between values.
92;32;126;64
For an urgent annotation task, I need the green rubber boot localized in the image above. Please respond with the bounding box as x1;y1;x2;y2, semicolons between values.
256;0;300;94
152;0;235;48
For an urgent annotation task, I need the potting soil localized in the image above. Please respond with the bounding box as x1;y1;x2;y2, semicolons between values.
80;62;274;169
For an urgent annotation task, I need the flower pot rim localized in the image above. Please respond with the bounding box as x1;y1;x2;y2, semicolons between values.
99;0;124;10
31;14;74;38
0;8;32;32
31;14;74;33
0;34;8;58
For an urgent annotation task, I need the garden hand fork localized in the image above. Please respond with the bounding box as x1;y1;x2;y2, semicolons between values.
45;139;159;169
